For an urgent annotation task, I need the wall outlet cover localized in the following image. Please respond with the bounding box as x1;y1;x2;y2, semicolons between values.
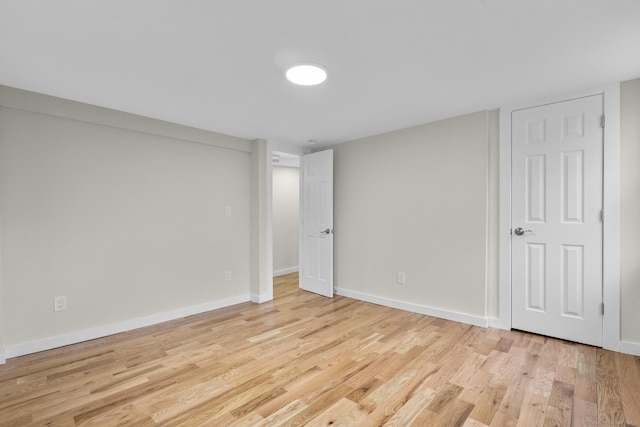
54;296;67;312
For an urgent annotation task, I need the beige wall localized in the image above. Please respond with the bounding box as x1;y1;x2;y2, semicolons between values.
324;80;640;348
272;166;299;274
486;110;500;319
620;78;640;344
0;87;252;350
326;111;494;318
1;78;638;358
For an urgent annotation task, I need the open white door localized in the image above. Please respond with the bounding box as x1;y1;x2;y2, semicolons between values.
511;95;603;346
299;149;333;297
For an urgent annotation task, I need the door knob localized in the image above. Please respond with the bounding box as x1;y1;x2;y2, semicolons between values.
514;227;532;236
320;228;333;235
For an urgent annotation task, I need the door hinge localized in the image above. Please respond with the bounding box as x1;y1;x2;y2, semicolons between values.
600;210;604;223
601;115;606;128
601;303;605;315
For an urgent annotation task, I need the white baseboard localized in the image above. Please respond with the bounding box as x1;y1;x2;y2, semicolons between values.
335;288;489;328
273;266;298;277
4;294;250;360
487;317;501;328
620;340;640;357
251;292;274;304
0;348;5;365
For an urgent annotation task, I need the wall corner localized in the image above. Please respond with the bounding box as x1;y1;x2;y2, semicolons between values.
486;109;500;321
250;139;273;303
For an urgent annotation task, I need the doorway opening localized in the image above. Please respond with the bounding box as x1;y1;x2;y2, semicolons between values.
271;151;301;296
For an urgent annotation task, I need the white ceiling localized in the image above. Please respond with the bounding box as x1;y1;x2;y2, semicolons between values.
1;1;639;148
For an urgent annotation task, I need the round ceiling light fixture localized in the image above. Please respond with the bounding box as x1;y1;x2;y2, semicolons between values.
285;63;327;86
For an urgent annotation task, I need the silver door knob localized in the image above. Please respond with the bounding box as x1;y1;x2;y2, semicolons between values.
320;228;333;235
514;227;532;236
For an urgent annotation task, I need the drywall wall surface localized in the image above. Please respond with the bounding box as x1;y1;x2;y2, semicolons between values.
0;201;3;362
487;109;500;320
0;92;252;348
0;86;252;153
620;78;640;343
272;166;299;274
329;111;491;317
250;139;272;303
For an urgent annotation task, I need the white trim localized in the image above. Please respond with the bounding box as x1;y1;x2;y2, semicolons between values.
487;318;501;328
602;84;621;352
4;294;250;360
336;288;489;328
273;266;299;277
251;293;274;303
499;84;621;352
619;341;640;357
0;348;5;365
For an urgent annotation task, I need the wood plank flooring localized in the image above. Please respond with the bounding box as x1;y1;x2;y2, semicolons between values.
1;273;639;426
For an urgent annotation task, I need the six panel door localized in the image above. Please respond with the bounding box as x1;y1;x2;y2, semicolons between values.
511;95;604;346
299;149;334;298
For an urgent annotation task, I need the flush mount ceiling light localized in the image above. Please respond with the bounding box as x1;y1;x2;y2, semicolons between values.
285;64;327;86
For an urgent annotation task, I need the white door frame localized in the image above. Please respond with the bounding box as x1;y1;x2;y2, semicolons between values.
259;141;310;302
498;83;621;351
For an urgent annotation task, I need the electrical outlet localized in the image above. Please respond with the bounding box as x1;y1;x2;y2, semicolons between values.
54;296;67;312
225;205;232;216
225;270;232;281
397;272;406;285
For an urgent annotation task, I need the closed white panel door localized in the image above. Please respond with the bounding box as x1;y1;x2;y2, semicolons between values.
511;95;603;346
300;149;333;297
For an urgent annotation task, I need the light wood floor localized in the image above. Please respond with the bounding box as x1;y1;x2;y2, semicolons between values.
1;273;639;426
